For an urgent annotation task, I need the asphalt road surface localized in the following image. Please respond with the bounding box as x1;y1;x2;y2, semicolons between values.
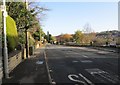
45;44;119;85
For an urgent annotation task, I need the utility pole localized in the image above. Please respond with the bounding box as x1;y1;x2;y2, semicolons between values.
2;0;9;78
25;0;29;58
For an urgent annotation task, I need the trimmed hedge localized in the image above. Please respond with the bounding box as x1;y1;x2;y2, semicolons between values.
0;11;2;28
6;15;18;52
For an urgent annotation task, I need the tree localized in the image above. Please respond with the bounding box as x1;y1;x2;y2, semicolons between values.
82;32;96;45
33;28;45;41
93;37;107;46
50;36;56;44
6;2;48;45
83;23;94;33
60;34;73;42
74;30;84;44
44;33;56;43
44;33;51;43
6;2;48;31
33;30;40;41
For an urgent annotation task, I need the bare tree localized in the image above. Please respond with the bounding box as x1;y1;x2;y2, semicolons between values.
82;23;94;33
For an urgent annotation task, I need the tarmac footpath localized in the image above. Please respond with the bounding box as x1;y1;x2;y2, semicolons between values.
2;47;50;85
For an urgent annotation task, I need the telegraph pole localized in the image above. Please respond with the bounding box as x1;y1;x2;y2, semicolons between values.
2;0;9;78
25;0;29;58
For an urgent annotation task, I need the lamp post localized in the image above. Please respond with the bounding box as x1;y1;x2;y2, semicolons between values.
2;0;9;78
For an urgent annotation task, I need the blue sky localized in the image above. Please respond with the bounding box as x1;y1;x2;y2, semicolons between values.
37;2;118;36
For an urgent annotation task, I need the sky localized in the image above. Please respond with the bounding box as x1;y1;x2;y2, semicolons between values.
36;2;118;36
2;0;119;2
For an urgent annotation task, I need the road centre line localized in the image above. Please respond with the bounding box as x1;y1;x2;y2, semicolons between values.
72;60;79;63
82;55;88;58
80;60;93;63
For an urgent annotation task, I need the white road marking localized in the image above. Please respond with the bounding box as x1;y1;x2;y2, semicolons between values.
82;55;88;58
44;51;53;84
66;52;79;54
79;73;94;85
85;68;119;83
98;73;117;83
72;60;79;63
68;74;87;85
85;68;106;74
80;60;93;63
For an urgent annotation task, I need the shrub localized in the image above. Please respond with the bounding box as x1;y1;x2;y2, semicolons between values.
0;11;2;28
18;32;26;45
6;15;18;52
29;32;35;47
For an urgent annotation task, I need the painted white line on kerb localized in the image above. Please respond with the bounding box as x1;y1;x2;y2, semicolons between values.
44;51;53;84
82;55;88;58
79;73;94;85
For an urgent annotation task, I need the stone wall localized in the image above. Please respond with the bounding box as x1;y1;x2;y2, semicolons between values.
8;48;27;73
0;47;26;84
8;51;22;73
0;57;3;85
0;25;3;84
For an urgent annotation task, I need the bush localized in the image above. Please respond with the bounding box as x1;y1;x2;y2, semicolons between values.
6;15;18;52
18;32;26;45
0;11;2;29
29;32;35;47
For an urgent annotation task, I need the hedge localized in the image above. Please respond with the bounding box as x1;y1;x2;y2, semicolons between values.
6;15;18;52
0;11;2;28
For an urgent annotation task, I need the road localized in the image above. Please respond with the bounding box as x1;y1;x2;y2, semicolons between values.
45;44;119;85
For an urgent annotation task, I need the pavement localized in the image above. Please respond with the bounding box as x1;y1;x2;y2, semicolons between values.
2;47;50;85
45;44;119;85
90;46;119;53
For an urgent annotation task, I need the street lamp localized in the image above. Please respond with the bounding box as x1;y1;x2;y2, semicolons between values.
2;0;9;78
